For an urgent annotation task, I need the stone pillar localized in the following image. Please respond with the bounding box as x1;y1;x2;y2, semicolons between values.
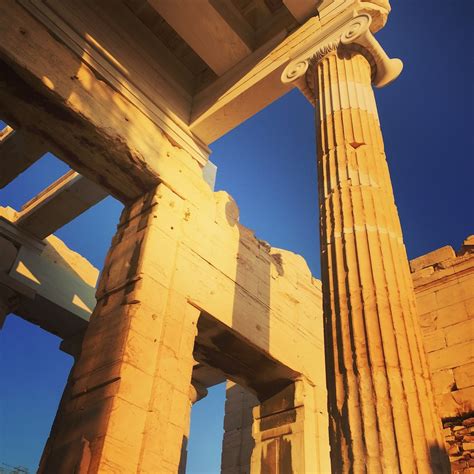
38;333;85;473
282;13;448;474
178;379;208;474
249;380;330;474
38;184;201;473
221;381;258;474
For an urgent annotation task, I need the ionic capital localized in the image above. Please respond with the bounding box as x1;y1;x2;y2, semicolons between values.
281;13;403;102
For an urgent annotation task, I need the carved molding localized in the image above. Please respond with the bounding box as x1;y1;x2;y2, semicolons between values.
281;13;403;102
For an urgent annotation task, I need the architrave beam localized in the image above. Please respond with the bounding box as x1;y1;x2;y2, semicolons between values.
189;15;325;144
15;170;109;240
0;214;98;338
0;0;381;189
0;127;48;188
189;0;391;145
0;1;208;202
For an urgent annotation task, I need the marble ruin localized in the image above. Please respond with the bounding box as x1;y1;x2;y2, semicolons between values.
0;0;471;472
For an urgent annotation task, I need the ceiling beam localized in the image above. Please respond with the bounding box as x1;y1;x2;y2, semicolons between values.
0;126;48;189
189;16;324;144
283;0;318;23
147;0;253;76
0;211;99;338
15;171;109;240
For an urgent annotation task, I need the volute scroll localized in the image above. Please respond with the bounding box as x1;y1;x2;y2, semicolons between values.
281;13;403;101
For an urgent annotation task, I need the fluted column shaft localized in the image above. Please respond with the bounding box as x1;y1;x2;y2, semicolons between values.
309;48;448;473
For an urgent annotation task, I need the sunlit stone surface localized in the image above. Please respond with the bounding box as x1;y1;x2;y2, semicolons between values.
0;0;469;472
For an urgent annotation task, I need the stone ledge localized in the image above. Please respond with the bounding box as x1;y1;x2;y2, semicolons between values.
411;235;474;273
459;235;474;256
411;236;474;291
410;245;456;273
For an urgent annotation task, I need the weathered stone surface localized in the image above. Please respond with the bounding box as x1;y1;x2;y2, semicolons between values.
221;382;259;474
437;301;469;329
36;160;328;471
410;245;456;273
464;418;474;428
249;379;330;474
442;415;474;470
459;236;474;256
431;369;455;394
412;243;474;472
424;330;447;353
0;0;470;471
413;242;474;404
38;188;202;473
0;205;99;336
428;342;474;372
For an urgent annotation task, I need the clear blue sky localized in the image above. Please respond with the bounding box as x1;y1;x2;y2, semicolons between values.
1;1;472;472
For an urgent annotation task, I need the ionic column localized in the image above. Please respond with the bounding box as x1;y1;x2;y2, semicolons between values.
283;14;448;474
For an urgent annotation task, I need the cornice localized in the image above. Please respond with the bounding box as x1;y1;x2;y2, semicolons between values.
281;13;402;103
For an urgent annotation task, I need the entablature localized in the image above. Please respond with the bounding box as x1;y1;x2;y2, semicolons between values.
0;0;394;200
14;0;392;149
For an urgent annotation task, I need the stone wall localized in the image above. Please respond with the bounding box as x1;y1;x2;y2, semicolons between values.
412;236;474;471
33;177;331;472
442;415;474;473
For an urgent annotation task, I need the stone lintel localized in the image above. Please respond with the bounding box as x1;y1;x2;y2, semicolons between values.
0;207;98;338
15;171;109;240
0;125;48;189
